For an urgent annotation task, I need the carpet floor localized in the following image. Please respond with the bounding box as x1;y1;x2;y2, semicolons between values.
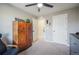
19;40;69;55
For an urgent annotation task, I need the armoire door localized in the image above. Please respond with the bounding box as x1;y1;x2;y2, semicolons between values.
18;21;27;49
26;23;33;47
52;14;68;45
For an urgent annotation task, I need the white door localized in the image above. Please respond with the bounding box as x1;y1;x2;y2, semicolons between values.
37;18;45;40
44;22;53;42
53;14;68;45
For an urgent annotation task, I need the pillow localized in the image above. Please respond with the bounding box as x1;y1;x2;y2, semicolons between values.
0;39;7;54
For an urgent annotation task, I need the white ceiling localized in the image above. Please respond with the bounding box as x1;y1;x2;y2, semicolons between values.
10;3;79;17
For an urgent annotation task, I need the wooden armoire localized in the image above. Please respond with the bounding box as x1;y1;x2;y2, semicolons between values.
13;20;33;50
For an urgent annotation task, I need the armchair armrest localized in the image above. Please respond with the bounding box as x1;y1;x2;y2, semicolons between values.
7;45;18;48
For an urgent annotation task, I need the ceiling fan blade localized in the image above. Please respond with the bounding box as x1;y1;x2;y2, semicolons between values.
25;3;37;7
43;3;53;8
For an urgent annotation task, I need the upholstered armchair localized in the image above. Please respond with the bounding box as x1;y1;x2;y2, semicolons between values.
0;33;19;55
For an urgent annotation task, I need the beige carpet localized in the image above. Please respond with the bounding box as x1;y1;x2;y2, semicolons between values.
19;40;69;55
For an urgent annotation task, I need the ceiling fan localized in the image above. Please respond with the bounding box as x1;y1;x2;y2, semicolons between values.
25;3;53;12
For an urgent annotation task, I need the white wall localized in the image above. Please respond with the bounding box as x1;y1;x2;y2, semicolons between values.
36;7;79;42
67;7;79;33
43;7;79;34
0;3;37;44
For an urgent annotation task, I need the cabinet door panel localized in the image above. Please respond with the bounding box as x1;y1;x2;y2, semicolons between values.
18;21;27;49
26;23;33;46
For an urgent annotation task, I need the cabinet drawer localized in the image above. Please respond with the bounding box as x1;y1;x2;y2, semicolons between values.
70;45;79;55
71;45;79;51
71;42;79;46
71;51;79;55
70;35;79;43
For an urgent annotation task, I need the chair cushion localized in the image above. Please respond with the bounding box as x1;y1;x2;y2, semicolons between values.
0;39;7;54
3;47;19;55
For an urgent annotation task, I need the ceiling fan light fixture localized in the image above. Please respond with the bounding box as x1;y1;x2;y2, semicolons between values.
37;3;43;8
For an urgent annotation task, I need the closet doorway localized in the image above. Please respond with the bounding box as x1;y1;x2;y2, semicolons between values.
52;14;68;45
